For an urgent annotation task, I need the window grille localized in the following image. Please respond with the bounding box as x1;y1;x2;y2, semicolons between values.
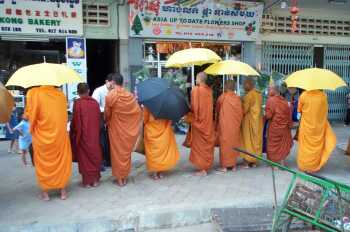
83;3;110;26
262;14;350;36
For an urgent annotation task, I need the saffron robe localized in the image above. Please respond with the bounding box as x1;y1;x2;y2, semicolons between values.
143;108;180;172
189;83;215;171
105;86;142;179
297;90;336;172
240;89;263;163
216;91;243;168
70;96;103;185
265;95;293;162
25;86;72;190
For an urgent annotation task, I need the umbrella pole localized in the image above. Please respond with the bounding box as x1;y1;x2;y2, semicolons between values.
191;65;195;87
237;75;240;96
222;76;225;92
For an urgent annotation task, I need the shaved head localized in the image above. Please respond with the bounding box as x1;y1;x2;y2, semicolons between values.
269;84;280;97
224;80;235;92
196;72;207;85
243;77;255;92
269;82;288;97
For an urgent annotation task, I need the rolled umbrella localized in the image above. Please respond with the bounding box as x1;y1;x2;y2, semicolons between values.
137;78;190;122
0;82;14;123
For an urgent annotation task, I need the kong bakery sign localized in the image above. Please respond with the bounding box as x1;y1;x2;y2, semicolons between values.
128;0;263;41
0;0;83;36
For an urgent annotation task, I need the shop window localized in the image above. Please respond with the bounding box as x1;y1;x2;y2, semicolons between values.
83;3;110;26
134;41;242;105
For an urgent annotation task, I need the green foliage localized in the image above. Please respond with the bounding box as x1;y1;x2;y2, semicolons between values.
255;71;286;105
134;67;151;82
133;67;187;94
163;70;187;94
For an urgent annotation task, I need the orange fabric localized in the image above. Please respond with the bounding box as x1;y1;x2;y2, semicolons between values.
105;86;142;179
143;108;180;172
216;91;243;168
240;89;263;163
25;86;72;191
265;95;293;162
189;83;215;171
297;90;336;172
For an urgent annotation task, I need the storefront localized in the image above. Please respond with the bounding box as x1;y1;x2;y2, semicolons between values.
0;0;84;138
126;0;264;95
259;0;350;121
0;0;84;84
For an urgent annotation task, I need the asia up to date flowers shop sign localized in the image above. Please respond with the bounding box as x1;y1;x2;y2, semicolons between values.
128;0;263;41
0;0;83;36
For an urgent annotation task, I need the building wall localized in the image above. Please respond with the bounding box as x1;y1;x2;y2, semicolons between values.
83;0;120;40
261;0;350;45
265;0;350;19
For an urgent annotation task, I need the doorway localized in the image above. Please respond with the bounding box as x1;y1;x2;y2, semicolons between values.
86;39;118;93
313;46;324;68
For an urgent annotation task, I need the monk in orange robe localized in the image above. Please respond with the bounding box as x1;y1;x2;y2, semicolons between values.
143;107;180;180
25;86;72;201
240;78;263;168
297;90;336;172
189;72;215;176
265;84;293;164
105;73;142;186
216;80;243;172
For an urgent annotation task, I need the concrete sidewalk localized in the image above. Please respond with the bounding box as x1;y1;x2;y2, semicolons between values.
0;125;349;231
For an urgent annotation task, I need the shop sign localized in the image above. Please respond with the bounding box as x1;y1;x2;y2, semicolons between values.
128;0;263;41
66;37;86;111
0;0;83;36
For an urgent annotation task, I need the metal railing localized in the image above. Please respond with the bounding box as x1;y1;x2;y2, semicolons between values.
235;148;350;232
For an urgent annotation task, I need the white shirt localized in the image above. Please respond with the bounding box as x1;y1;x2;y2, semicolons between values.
92;84;108;112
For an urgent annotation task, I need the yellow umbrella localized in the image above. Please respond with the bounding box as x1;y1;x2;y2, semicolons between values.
285;68;347;91
204;60;260;76
6;63;82;88
0;82;14;123
165;48;222;68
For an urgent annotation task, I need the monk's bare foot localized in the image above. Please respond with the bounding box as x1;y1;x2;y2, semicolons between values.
92;182;99;188
122;179;127;186
38;192;50;201
60;189;68;200
79;183;91;188
243;163;250;169
114;179;125;187
194;170;207;176
232;167;237;172
281;160;288;167
157;172;164;179
216;168;227;173
250;163;257;168
151;173;160;180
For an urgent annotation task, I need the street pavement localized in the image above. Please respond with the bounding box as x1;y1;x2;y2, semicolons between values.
0;125;349;231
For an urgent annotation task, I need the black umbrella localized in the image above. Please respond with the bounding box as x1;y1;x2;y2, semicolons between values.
137;78;190;122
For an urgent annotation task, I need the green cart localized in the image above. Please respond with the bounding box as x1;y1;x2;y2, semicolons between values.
236;148;350;232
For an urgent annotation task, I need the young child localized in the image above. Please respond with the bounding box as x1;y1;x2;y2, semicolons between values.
13;113;32;166
6;107;19;153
